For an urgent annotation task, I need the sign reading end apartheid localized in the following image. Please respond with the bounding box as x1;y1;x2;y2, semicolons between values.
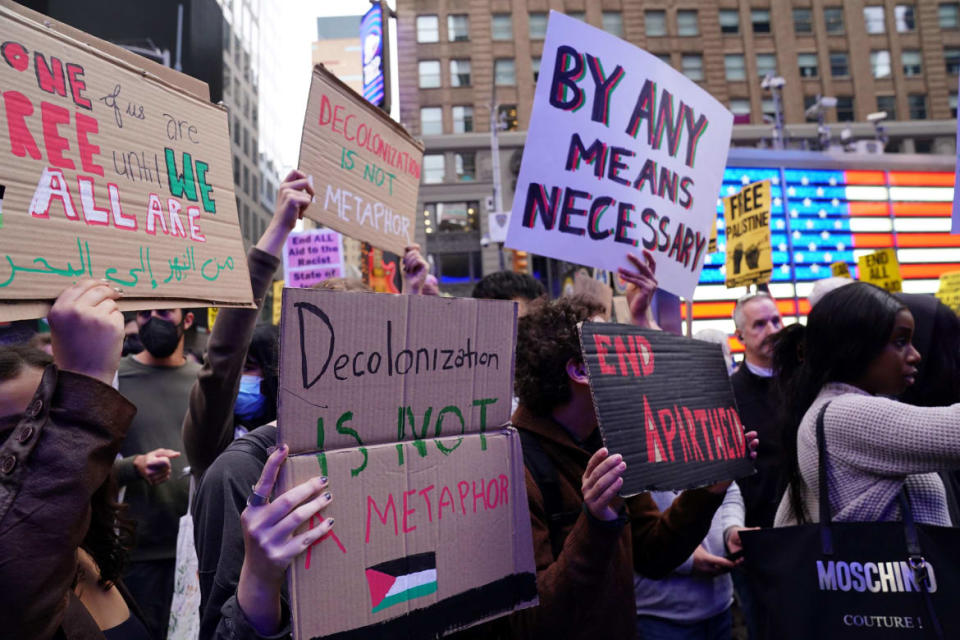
277;290;537;639
505;11;734;300
0;6;252;320
579;323;754;492
724;180;772;288
299;65;424;256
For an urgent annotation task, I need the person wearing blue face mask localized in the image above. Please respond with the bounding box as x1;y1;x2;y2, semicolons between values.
232;324;280;438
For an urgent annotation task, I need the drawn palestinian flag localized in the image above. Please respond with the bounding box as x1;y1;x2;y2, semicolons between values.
365;551;438;614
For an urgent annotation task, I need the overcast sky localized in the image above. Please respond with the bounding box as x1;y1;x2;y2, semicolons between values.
269;0;398;172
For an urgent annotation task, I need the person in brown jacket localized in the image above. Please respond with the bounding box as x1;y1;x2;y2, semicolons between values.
0;280;140;639
507;251;758;640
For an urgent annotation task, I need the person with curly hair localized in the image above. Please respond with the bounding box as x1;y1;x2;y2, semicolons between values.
506;251;757;640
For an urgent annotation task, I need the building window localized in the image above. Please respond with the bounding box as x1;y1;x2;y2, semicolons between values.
498;104;519;131
940;3;960;28
494;58;516;85
567;12;585;21
436;251;482;283
420;107;443;135
871;50;892;78
902;50;923;76
730;98;751;119
223;66;231;94
719;9;740;34
877;95;897;119
914;138;934;153
426;202;480;234
725;54;746;80
950;92;958;117
532;56;541;81
455;153;476;181
223;18;231;51
448;14;469;41
243;128;249;156
423;154;445;184
836;96;854;121
798;53;819;77
756;53;777;77
830;52;850;76
908;94;927;119
233;155;240;185
233;116;240;144
492;14;513;40
417;15;439;42
243;165;249;195
450;59;471;87
452;106;474;133
824;6;844;33
677;10;699;36
864;6;886;33
418;60;441;88
529;12;548;39
646;10;667;36
603;12;624;37
794;8;813;34
946;48;960;73
752;9;771;33
656;53;672;66
681;54;704;81
761;98;776;120
895;5;916;31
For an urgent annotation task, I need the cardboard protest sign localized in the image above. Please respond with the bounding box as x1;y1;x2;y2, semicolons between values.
831;261;852;278
724;180;772;288
857;248;902;293
505;11;733;299
579;322;754;492
573;270;613;319
0;6;252;320
299;65;424;255
283;228;344;288
936;270;960;314
277;289;536;638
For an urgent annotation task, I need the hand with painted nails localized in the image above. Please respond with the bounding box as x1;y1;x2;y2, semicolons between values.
618;250;659;330
237;443;333;634
582;447;627;522
402;243;438;296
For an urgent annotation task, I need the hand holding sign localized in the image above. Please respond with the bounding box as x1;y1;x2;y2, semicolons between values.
618;250;658;329
238;443;333;635
582;447;626;521
48;279;124;386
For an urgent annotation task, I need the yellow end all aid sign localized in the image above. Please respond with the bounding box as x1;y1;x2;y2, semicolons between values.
857;248;902;293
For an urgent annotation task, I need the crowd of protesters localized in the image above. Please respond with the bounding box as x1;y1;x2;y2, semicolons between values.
3;169;960;640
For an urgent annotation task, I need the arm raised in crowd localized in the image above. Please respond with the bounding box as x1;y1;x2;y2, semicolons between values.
0;281;134;639
401;243;439;296
182;170;313;478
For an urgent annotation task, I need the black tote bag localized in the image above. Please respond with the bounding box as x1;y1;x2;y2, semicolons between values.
740;403;960;639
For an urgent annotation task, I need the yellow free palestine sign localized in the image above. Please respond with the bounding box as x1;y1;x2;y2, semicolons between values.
857;248;902;293
936;271;960;313
724;180;773;288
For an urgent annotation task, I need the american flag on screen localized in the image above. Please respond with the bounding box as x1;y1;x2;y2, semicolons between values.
690;167;956;352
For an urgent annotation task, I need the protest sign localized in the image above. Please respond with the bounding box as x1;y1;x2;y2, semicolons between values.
272;280;283;324
831;261;852;278
299;65;424;255
857;248;902;292
573;270;613;319
724;180;772;288
0;5;253;320
277;289;536;638
505;11;734;299
283;228;344;288
936;270;960;314
612;296;631;324
207;307;219;330
707;217;718;254
579;322;754;492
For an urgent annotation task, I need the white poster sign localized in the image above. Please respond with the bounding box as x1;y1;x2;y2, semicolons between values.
505;12;733;298
283;228;344;288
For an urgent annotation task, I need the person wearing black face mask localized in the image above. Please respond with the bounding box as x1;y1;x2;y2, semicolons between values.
112;306;200;639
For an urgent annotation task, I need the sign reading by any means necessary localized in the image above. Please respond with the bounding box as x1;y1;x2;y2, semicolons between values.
0;5;253;320
505;11;733;300
298;65;424;256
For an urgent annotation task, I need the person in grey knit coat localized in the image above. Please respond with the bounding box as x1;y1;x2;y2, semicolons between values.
772;281;960;527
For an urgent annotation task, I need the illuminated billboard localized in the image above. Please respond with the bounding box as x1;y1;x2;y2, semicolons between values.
693;166;957;351
360;2;386;110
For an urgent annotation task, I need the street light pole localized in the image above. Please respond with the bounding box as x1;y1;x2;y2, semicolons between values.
490;82;506;270
761;74;786;149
